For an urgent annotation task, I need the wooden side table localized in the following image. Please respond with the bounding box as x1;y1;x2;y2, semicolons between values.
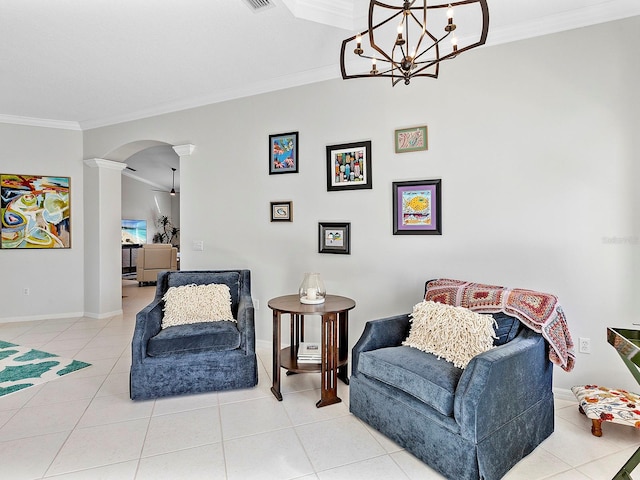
268;294;355;407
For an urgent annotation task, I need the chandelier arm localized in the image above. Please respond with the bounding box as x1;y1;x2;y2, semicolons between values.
412;32;449;63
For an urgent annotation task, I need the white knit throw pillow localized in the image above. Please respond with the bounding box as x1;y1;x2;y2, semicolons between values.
161;283;235;328
403;300;496;369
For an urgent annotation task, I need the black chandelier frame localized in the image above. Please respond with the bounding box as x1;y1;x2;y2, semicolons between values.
340;0;489;86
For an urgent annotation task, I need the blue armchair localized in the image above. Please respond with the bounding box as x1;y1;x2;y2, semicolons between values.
350;310;554;479
130;270;258;400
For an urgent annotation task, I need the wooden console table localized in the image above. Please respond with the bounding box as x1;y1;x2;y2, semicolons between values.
268;294;355;407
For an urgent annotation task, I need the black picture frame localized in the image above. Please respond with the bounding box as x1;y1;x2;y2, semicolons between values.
270;201;292;222
392;179;442;235
318;222;351;254
326;141;372;191
269;132;298;174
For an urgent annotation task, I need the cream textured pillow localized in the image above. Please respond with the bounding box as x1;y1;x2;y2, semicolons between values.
162;283;235;328
403;301;497;369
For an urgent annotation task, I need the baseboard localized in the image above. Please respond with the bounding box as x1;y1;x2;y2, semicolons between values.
553;387;575;402
0;311;85;324
84;309;123;319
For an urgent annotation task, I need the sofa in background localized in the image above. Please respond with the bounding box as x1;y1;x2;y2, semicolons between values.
349;283;554;480
130;269;257;400
136;243;178;286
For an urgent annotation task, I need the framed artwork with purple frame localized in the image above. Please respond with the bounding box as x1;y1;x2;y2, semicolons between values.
392;179;441;235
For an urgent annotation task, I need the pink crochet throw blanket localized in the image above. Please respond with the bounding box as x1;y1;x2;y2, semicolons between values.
425;279;575;372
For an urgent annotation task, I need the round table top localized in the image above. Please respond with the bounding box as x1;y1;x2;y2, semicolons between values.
268;294;355;314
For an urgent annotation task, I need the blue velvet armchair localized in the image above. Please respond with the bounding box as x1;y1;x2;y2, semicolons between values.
130;270;258;400
350;311;554;480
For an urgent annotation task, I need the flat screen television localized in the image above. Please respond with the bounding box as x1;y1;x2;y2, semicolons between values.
121;219;147;245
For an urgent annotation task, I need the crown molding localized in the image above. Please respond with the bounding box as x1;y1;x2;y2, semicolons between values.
487;1;640;47
79;63;340;130
121;169;167;191
282;0;366;30
0;114;81;131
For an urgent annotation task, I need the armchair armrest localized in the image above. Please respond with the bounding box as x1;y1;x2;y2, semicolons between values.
236;294;255;354
131;299;163;362
454;329;553;440
351;314;411;376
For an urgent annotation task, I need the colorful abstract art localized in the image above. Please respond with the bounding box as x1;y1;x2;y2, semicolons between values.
1;174;70;249
0;340;91;397
325;141;372;191
395;126;428;153
269;132;298;174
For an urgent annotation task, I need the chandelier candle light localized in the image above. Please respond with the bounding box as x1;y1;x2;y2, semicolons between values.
340;0;489;86
299;273;326;305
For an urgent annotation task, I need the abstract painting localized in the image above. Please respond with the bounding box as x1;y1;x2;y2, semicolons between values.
269;132;298;174
395;126;428;153
1;174;71;249
326;140;372;191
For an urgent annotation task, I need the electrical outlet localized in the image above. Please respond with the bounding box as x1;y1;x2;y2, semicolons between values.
579;337;591;354
23;288;30;296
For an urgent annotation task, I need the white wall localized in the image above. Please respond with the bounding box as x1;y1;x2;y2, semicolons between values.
83;17;640;391
0;123;85;321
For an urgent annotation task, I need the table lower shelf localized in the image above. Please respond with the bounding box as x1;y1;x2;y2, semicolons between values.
279;346;348;374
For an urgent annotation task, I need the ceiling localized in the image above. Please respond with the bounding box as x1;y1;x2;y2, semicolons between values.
1;0;639;132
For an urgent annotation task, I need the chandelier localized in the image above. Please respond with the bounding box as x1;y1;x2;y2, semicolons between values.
340;0;489;86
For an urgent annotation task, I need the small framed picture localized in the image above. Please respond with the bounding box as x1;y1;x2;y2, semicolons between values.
395;126;428;153
269;132;298;174
270;201;292;222
319;222;351;254
326;141;372;191
392;179;442;235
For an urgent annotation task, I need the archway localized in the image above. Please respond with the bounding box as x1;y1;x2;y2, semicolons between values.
83;141;194;318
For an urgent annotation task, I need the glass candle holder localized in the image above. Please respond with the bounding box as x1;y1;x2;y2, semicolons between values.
299;273;326;304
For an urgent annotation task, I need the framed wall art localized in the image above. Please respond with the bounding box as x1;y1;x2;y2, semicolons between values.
319;222;351;254
1;174;71;249
326;140;372;191
270;201;293;222
394;126;428;153
392;179;441;235
269;131;298;174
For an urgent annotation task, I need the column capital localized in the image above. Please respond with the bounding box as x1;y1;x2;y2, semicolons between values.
172;144;196;157
84;158;127;171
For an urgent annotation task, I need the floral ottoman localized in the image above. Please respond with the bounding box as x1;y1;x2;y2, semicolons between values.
571;385;640;437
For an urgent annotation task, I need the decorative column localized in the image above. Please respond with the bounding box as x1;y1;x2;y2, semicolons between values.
172;144;195;269
83;158;127;318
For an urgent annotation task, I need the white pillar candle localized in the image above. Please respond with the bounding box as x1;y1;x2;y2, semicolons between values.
306;288;317;300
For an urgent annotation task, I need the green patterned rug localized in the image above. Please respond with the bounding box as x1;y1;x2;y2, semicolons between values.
0;340;92;398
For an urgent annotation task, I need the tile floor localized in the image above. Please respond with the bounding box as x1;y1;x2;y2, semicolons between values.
1;280;639;479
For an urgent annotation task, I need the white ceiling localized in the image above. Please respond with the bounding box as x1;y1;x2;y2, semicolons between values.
1;0;638;131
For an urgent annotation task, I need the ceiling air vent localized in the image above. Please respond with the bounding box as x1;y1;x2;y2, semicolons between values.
241;0;274;12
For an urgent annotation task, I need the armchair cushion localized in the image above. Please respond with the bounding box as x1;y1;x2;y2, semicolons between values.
147;321;241;357
403;301;496;369
358;345;463;416
161;283;235;328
